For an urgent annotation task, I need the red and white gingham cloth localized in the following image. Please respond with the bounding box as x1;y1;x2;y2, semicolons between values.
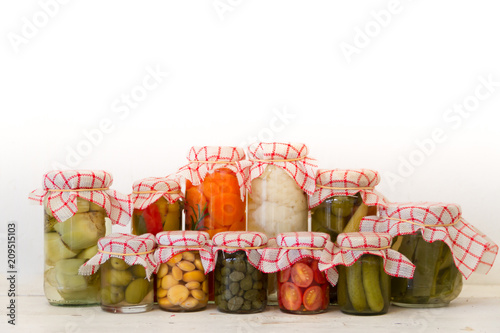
131;175;183;210
319;232;415;286
309;169;389;209
259;232;336;282
176;146;251;200
29;170;132;226
79;233;157;280
247;142;318;195
154;231;214;273
360;202;498;279
210;231;268;273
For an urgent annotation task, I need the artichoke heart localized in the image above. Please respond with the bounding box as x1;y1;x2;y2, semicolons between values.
54;211;106;251
77;245;99;260
54;258;88;292
76;197;91;213
44;215;58;233
89;201;106;213
45;232;79;264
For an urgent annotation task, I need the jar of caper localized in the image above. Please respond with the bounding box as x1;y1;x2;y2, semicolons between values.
212;231;268;313
29;170;131;306
322;232;415;316
154;231;213;312
131;176;184;235
79;233;157;313
360;203;498;308
309;169;387;303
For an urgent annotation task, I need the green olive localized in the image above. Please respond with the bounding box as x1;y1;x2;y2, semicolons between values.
101;285;124;304
130;265;146;278
110;258;129;271
105;269;132;287
125;278;150;304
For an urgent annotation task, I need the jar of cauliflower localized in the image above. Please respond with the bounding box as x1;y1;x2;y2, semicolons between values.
247;143;317;238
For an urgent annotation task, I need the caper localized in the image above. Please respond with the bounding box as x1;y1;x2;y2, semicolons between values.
246;262;256;273
229;271;245;282
233;260;246;273
251;270;263;281
244;289;259;301
252;299;263;309
221;267;232;276
223;289;233;301
227;296;244;311
229;282;240;295
242;300;252;311
240;275;253;291
237;289;244;297
215;268;222;282
253;281;263;290
219;299;228;310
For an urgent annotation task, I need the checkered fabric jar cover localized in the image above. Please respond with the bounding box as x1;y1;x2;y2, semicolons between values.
210;231;268;273
79;233;157;280
360;202;498;279
319;232;415;286
176;146;251;200
154;231;214;273
309;169;389;209
131;175;183;210
247;142;318;196
29;170;132;226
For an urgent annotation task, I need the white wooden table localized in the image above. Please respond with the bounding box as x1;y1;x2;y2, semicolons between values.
2;285;499;333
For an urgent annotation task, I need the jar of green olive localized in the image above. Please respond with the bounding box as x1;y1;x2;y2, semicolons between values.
309;169;386;303
212;231;268;313
79;233;157;313
360;203;497;308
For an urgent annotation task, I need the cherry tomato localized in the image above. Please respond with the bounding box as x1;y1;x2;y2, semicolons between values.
291;262;313;288
311;261;327;284
280;282;302;311
303;286;323;311
279;267;291;283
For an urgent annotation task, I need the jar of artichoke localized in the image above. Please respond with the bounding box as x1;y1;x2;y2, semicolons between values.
29;170;131;306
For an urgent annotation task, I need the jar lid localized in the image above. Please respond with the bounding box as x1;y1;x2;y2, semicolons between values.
247;142;318;195
212;231;267;248
29;170;131;226
156;230;210;247
336;232;392;250
309;169;388;209
131;175;183;208
79;233;157;279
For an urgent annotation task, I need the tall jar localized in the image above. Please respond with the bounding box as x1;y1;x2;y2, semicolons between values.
29;170;131;306
309;169;387;303
154;231;213;312
131;176;184;235
212;231;268;314
177;146;251;239
260;232;333;314
360;203;498;308
320;232;415;316
79;233;157;313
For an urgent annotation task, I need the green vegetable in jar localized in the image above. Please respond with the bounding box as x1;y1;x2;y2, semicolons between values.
125;278;150;304
101;285;125;304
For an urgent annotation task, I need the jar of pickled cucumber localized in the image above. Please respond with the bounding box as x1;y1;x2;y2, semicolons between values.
309;169;387;303
177;146;251;239
79;233;157;313
29;170;131;306
360;203;498;308
131;176;184;235
322;232;415;316
260;232;334;315
154;231;213;312
212;231;268;313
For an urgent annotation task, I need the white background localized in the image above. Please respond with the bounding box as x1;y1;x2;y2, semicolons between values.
0;0;499;296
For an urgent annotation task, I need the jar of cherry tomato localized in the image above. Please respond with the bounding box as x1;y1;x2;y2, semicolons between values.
320;232;415;315
131;176;183;235
309;169;387;303
79;233;157;313
212;231;268;314
260;232;333;314
177;146;251;239
154;231;213;312
360;203;498;308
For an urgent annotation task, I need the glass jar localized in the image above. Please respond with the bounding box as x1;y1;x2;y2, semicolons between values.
214;250;267;313
132;196;183;235
391;233;463;307
100;258;154;313
44;197;106;305
337;254;390;315
277;258;329;314
248;165;308;237
157;251;209;312
185;168;246;239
